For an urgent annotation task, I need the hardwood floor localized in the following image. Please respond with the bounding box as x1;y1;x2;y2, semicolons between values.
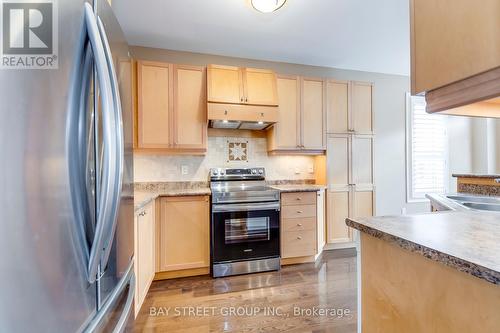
133;249;357;332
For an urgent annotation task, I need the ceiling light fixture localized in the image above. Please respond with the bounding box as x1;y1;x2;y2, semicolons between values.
251;0;287;13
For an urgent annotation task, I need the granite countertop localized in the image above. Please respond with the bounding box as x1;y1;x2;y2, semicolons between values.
452;173;500;179
346;211;500;285
270;184;327;192
135;188;211;211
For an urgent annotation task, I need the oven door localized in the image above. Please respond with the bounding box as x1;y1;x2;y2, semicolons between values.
211;202;280;263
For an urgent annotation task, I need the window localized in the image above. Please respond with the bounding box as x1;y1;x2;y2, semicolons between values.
406;94;448;201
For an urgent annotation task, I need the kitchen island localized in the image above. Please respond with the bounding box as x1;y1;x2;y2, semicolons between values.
346;211;500;332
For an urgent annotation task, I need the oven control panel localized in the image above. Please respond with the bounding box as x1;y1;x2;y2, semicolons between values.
210;168;265;179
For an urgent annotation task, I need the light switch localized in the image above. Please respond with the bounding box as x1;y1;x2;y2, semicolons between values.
181;165;189;175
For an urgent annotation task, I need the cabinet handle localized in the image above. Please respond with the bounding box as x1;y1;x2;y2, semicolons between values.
246;97;248;102
297;236;302;240
139;211;146;217
297;223;303;227
297;210;303;214
296;197;301;201
240;97;243;102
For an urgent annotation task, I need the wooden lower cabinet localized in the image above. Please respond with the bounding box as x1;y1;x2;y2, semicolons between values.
326;188;375;245
134;200;156;317
281;192;317;260
157;196;210;274
327;190;351;244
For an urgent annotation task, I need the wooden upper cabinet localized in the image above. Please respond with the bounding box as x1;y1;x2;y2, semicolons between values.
243;68;278;106
327;80;349;134
268;75;325;153
172;65;207;149
301;77;326;150
327;80;373;134
268;75;300;150
207;65;242;104
351;82;373;134
137;61;172;148
136;60;207;154
411;0;500;94
207;64;278;106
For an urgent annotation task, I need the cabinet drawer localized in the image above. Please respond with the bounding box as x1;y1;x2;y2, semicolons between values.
282;217;316;232
282;204;316;219
282;230;316;258
281;192;316;206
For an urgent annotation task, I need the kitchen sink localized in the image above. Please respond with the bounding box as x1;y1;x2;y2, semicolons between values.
446;195;500;204
462;202;500;212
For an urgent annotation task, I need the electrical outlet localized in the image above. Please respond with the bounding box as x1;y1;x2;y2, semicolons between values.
308;165;314;173
181;165;189;175
294;167;300;174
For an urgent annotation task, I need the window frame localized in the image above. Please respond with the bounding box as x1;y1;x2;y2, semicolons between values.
405;93;449;203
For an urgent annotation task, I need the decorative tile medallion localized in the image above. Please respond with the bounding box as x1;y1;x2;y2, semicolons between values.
228;140;248;162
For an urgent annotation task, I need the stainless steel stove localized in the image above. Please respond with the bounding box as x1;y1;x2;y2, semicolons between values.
210;167;281;277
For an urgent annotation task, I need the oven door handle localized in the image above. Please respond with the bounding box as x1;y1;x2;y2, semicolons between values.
212;202;280;213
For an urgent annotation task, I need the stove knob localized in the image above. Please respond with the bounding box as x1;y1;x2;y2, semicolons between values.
213;170;219;176
251;169;257;174
220;170;225;175
258;169;264;174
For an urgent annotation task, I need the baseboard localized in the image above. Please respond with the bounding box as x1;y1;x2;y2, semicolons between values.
323;242;357;250
281;255;316;265
154;267;209;280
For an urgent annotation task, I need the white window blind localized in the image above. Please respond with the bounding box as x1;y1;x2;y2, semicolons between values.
407;95;448;201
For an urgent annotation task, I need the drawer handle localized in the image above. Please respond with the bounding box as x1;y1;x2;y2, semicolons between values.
297;223;302;226
297;210;303;213
139;211;146;217
296;197;301;201
297;236;302;240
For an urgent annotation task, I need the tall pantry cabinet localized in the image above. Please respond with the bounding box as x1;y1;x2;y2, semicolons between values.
326;80;375;245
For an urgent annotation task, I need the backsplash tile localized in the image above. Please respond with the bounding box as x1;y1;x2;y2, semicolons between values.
134;136;317;182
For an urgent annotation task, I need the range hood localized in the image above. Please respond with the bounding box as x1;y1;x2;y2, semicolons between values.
425;67;500;118
208;103;279;130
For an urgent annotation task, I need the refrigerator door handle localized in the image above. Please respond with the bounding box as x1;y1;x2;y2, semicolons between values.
84;2;119;284
83;260;135;333
96;14;125;272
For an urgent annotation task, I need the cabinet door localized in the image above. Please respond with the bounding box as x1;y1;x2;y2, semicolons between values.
351;135;374;188
301;77;326;150
411;0;500;94
137;61;172;148
327;80;350;134
207;65;243;104
243;68;278;106
159;196;210;272
327;135;351;189
327;190;351;244
353;189;374;218
316;190;326;253
172;65;207;150
134;201;155;317
272;75;300;149
351;81;373;134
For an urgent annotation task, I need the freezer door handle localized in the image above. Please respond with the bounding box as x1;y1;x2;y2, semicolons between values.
83;260;135;333
95;14;125;274
84;2;120;284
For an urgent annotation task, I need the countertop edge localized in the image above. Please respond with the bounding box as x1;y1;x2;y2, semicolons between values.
452;173;500;179
346;217;500;286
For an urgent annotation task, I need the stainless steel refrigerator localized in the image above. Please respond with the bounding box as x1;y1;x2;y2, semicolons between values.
0;0;135;332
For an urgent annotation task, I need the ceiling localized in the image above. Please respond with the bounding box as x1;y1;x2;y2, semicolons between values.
112;0;410;76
